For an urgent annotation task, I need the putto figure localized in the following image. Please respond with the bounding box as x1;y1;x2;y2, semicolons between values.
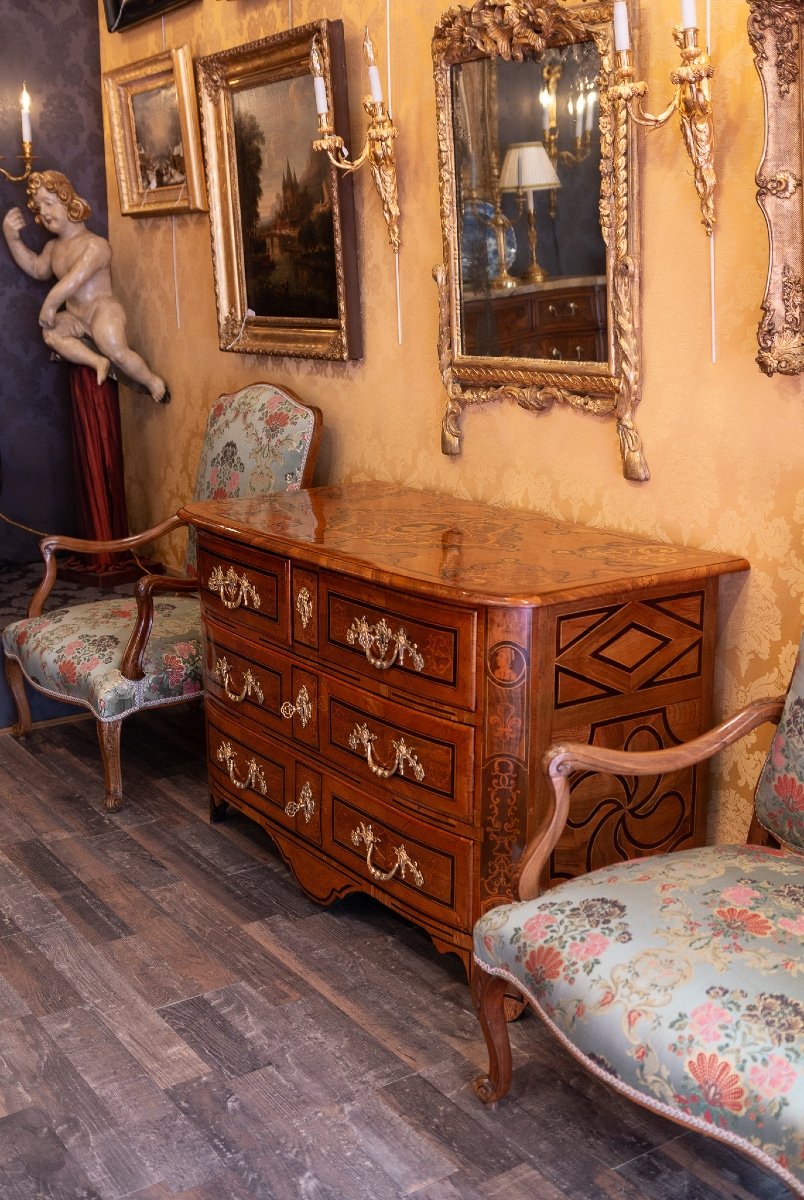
2;169;168;402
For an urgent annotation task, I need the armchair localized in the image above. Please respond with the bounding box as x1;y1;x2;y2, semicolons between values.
472;633;804;1196
3;382;322;812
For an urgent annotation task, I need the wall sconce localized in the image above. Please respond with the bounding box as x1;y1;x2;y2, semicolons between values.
0;83;34;183
310;28;400;254
499;142;561;284
612;0;715;235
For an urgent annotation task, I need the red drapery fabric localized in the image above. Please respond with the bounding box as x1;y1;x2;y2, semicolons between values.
68;365;129;569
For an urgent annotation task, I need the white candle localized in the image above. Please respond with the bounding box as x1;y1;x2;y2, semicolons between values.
310;40;329;116
517;153;522;188
20;84;31;144
585;90;597;133
613;1;630;51
575;94;585;140
364;27;383;104
681;0;698;28
540;88;551;132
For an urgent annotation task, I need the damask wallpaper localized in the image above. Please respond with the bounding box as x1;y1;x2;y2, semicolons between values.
96;0;804;845
0;0;107;561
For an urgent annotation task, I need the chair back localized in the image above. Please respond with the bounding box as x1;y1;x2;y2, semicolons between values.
754;630;804;851
185;382;322;575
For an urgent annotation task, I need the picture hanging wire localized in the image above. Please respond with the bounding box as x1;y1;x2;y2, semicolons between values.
707;0;715;365
161;15;182;331
386;0;402;345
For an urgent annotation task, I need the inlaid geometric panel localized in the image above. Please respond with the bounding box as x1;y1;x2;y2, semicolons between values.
554;594;705;708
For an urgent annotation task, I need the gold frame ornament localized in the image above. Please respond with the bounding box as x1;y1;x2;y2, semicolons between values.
196;21;362;362
748;0;804;377
103;46;207;218
432;0;648;482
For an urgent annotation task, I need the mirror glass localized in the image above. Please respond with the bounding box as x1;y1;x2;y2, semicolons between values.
453;44;607;362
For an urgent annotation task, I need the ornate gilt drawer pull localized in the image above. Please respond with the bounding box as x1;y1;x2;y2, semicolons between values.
348;722;425;781
208;564;261;610
280;684;313;728
216;741;267;794
346;615;424;672
296;586;313;630
351;821;424;887
214;657;264;705
285;781;315;823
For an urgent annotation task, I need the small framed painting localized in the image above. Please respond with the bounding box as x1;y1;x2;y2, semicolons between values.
103;45;207;217
104;0;199;33
196;20;362;361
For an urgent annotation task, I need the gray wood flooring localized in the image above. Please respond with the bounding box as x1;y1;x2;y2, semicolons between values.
0;705;792;1199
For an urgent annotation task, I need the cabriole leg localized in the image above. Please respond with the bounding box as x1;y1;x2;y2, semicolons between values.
97;719;124;812
5;657;32;739
471;966;513;1106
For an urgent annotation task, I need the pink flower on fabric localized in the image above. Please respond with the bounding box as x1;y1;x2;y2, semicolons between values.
521;912;556;941
749;1055;797;1097
687;1053;745;1113
715;907;774;937
773;773;804;813
569;932;609;961
689;1001;731;1043
770;734;786;770
173;642;194;658
182;681;201;696
778;914;804;936
721;885;759;905
523;944;563;984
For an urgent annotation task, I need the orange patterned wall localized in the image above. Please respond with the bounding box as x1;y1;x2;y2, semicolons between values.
98;0;804;843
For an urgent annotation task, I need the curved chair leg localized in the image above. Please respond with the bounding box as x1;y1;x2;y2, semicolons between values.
96;719;124;812
471;966;513;1105
4;657;32;739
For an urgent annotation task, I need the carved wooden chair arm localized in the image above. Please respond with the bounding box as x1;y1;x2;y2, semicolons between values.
120;573;200;681
29;514;184;617
515;696;785;902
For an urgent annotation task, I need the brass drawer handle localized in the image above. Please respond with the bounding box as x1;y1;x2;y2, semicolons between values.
551;346;562;359
346;615;425;672
296;586;313;630
208;565;261;610
214;656;264;705
280;684;313;728
547;303;558;317
348;722;425;781
567;301;578;317
285;780;315;823
216;741;267;794
350;821;424;887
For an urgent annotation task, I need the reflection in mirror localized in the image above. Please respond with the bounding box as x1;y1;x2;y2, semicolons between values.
454;45;607;362
433;0;649;482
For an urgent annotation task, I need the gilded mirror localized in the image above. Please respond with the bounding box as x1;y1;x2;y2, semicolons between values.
748;0;804;376
433;0;648;481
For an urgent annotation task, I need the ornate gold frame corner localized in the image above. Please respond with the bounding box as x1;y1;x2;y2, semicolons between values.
748;0;804;376
103;45;207;218
196;21;362;361
431;0;648;482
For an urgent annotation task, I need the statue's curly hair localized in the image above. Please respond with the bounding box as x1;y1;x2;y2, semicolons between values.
27;170;91;223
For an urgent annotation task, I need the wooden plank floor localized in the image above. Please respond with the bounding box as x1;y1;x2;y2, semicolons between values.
0;705;793;1199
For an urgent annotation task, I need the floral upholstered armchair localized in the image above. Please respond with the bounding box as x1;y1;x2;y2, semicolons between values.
472;632;804;1197
3;382;322;812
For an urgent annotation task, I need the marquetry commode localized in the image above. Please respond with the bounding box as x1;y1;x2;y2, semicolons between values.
180;483;748;978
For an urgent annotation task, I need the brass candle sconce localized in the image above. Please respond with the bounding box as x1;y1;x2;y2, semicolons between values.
310;28;400;254
0;83;34;183
612;0;715;236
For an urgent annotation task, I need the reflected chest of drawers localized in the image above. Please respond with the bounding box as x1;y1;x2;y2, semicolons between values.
180;483;748;977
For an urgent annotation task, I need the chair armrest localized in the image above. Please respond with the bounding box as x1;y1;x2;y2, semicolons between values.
120;574;200;681
29;515;184;616
515;696;786;902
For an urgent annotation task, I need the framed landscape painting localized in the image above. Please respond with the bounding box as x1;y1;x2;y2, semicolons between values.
197;21;362;361
104;46;207;217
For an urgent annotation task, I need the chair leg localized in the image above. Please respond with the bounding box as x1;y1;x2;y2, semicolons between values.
96;719;124;812
471;965;513;1106
4;657;32;739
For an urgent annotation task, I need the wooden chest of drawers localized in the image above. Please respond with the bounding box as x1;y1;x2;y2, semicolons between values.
462;277;607;362
180;483;748;977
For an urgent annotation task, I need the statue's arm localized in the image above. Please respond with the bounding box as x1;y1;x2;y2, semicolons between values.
2;208;52;281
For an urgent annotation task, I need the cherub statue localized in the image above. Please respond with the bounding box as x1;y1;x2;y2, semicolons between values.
2;169;168;402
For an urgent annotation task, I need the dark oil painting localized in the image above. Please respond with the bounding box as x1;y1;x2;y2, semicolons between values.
132;83;186;192
233;75;338;321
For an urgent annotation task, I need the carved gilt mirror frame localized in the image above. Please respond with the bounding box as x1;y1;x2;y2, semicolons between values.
748;0;804;376
433;0;648;481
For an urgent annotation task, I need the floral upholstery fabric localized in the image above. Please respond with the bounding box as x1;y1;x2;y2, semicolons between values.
3;596;202;720
755;634;804;851
474;844;804;1193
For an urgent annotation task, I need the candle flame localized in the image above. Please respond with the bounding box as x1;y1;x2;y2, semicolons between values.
20;83;31;113
310;37;323;78
363;26;377;67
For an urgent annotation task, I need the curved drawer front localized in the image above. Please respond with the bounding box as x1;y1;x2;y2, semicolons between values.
207;702;322;844
325;775;472;930
198;534;289;646
321;571;477;711
322;676;474;822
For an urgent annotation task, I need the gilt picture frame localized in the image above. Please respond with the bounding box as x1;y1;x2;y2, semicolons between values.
103;45;207;217
196;20;362;361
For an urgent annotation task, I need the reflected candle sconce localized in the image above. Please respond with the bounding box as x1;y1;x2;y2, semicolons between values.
310;28;400;254
612;0;715;235
498;142;561;284
0;83;34;183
